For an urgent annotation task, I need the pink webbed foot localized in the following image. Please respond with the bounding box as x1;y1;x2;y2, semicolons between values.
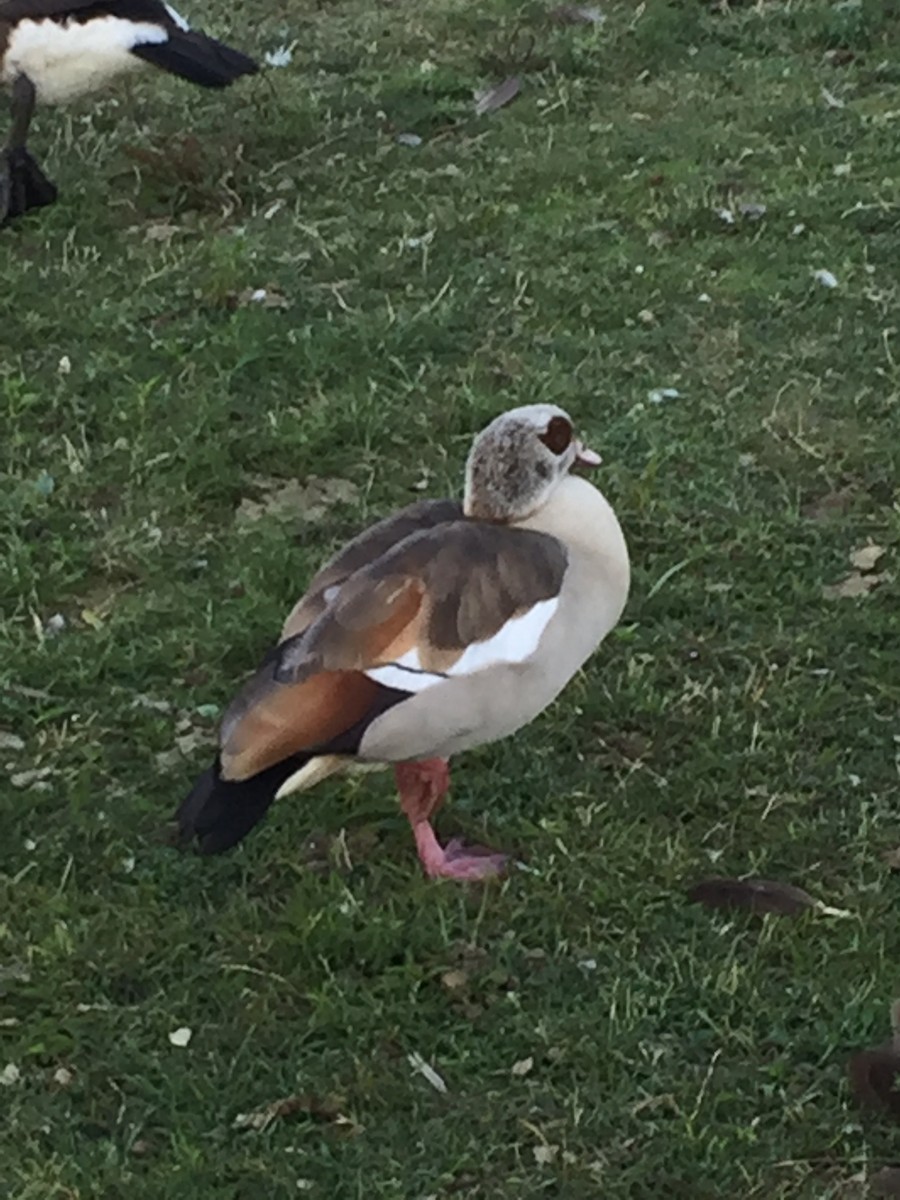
394;759;506;882
413;823;507;882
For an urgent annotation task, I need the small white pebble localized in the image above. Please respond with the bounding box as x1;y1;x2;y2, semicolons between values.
0;1063;21;1087
44;613;66;636
791;223;806;236
647;387;681;404
52;1066;74;1087
813;268;838;289
168;1027;192;1048
57;355;71;375
24;838;36;851
848;773;861;787
698;292;711;303
634;264;644;275
121;855;136;874
250;289;267;303
578;958;598;971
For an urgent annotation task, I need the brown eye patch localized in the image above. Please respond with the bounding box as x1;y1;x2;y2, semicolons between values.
539;416;573;455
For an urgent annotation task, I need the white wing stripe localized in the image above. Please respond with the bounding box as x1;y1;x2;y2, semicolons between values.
366;663;444;694
447;598;558;677
364;598;558;693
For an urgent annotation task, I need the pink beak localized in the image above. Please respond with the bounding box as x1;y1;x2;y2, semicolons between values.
575;441;602;468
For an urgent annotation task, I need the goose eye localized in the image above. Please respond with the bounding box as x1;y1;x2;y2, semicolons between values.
539;416;573;455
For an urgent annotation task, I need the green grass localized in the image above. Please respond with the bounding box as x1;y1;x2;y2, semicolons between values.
2;0;900;1195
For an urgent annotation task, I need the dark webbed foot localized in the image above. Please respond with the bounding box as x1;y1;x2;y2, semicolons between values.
0;146;58;225
2;75;56;227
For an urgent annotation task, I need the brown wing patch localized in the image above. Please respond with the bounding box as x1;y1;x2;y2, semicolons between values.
275;522;567;685
221;670;381;781
279;498;464;643
422;525;567;649
278;575;426;683
281;594;324;641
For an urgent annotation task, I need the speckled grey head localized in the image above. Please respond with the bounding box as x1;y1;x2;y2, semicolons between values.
463;404;601;522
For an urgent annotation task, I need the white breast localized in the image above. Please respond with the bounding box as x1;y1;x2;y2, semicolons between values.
2;16;169;105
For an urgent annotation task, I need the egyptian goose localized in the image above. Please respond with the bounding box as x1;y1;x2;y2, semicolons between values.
176;405;631;881
0;0;257;224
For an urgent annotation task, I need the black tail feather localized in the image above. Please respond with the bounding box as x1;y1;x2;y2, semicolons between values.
1;148;58;225
176;754;307;855
131;31;259;89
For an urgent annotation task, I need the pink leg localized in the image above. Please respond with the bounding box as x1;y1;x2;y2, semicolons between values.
394;759;507;882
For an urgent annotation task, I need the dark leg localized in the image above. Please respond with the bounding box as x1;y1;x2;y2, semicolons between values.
8;74;37;150
1;76;57;226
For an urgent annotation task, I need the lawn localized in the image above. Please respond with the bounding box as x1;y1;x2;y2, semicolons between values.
2;0;900;1195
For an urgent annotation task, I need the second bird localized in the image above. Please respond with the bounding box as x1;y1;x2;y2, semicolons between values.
0;0;258;224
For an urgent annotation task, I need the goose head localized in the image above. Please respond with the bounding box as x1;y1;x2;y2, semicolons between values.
463;404;600;523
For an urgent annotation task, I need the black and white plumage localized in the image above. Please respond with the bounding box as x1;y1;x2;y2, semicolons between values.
0;0;258;223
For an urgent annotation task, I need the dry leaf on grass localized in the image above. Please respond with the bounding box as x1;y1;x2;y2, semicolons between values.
264;43;294;68
143;222;181;243
848;1051;900;1122
408;1051;448;1094
849;543;886;571
687;877;819;917
236;476;360;527
474;77;521;115
233;1093;346;1132
822;571;889;600
871;1167;900;1196
801;488;854;521
0;1063;22;1086
155;724;215;774
441;969;468;991
848;1001;900;1123
511;1056;534;1077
